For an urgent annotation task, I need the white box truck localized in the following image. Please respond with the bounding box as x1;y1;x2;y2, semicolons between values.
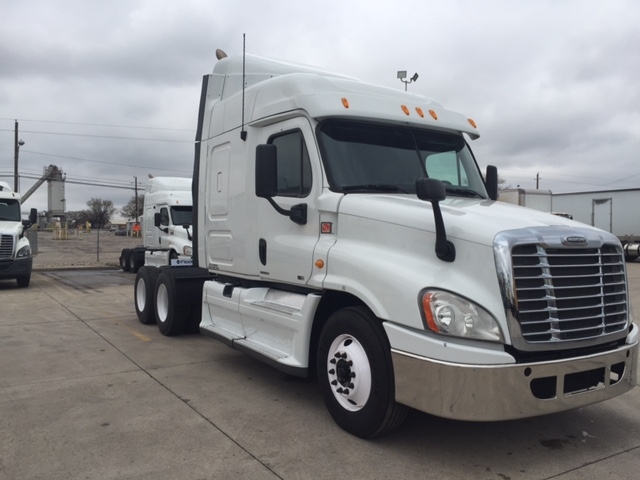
120;176;193;274
132;51;638;438
0;181;37;287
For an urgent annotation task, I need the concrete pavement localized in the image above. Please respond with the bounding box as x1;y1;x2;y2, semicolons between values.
0;265;639;479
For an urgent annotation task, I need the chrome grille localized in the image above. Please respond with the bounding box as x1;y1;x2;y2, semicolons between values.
512;243;627;344
0;234;14;259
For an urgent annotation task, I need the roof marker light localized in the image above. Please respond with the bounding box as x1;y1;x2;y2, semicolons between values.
401;105;410;116
468;118;477;128
415;107;425;118
429;109;438;120
341;97;350;108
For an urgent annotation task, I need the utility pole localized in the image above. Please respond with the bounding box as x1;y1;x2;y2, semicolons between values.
134;176;139;227
14;120;25;192
535;172;540;190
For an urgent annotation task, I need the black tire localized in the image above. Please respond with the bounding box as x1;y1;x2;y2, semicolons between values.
134;266;160;325
317;306;408;438
129;249;143;274
154;270;188;336
120;249;131;272
16;275;30;288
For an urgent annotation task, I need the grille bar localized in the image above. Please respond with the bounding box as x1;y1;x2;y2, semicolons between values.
512;243;628;344
0;234;15;259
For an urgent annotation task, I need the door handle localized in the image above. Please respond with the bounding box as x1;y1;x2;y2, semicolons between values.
259;238;267;265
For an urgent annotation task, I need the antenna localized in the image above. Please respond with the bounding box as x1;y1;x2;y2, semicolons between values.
240;33;247;141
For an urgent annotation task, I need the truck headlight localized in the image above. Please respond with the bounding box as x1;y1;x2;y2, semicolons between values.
183;245;192;256
17;245;31;258
420;290;503;342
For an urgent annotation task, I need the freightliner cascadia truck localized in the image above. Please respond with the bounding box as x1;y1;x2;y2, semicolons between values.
0;181;37;288
120;176;193;274
132;50;638;438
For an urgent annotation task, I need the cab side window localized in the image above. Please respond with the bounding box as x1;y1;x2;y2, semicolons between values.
269;130;312;197
159;207;170;226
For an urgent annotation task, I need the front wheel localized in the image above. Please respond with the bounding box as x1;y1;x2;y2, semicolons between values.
316;307;408;438
16;275;30;288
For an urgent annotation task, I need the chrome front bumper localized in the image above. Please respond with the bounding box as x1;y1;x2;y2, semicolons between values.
392;339;638;421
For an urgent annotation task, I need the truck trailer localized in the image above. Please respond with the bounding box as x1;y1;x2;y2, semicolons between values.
120;176;193;274
553;188;640;261
0;181;37;287
132;51;638;438
498;188;553;213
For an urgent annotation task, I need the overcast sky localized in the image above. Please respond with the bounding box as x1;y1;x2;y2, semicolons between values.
1;0;639;216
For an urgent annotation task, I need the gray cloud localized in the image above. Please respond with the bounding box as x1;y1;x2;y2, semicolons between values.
1;0;639;214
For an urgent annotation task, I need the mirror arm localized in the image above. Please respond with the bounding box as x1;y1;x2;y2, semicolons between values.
430;200;456;262
264;197;307;225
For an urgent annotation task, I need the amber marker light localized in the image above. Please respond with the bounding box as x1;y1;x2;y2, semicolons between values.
468;118;477;128
415;107;425;118
341;97;350;108
422;292;440;332
315;259;325;269
401;105;410;115
429;109;438;120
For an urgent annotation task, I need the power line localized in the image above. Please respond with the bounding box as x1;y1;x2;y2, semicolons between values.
0;128;193;143
19;172;145;191
0;116;192;132
18;149;191;174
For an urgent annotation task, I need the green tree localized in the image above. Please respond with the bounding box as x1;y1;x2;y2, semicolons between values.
86;198;116;229
121;194;144;220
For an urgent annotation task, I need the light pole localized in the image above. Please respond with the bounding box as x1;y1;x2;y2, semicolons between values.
397;71;419;91
14;120;25;192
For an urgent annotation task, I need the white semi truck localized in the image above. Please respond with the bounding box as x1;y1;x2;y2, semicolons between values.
0;181;37;288
133;51;638;438
120;176;193;274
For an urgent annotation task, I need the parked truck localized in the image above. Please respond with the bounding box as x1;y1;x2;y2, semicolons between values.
133;51;638;438
0;181;37;287
120;176;193;274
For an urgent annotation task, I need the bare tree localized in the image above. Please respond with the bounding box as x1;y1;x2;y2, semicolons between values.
121;194;145;219
86;198;116;229
498;176;511;191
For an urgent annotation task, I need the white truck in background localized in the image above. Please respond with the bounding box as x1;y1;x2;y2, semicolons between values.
0;181;37;288
120;176;193;274
132;51;638;438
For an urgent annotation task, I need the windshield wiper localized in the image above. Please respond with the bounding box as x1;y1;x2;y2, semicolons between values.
444;186;484;198
342;184;409;193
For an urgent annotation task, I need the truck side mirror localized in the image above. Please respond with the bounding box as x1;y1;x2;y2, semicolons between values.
415;178;455;262
255;144;278;198
154;212;161;228
416;177;446;202
29;208;37;225
485;165;498;201
255;144;307;225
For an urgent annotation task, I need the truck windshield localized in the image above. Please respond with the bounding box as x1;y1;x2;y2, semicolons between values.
170;206;192;226
0;199;21;221
317;119;488;198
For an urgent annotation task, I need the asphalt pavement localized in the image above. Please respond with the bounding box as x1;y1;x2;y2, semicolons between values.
0;232;639;479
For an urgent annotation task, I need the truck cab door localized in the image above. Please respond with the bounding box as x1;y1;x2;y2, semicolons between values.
157;207;170;246
256;118;321;286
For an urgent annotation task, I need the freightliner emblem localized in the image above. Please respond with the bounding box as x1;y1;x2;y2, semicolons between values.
562;236;587;245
